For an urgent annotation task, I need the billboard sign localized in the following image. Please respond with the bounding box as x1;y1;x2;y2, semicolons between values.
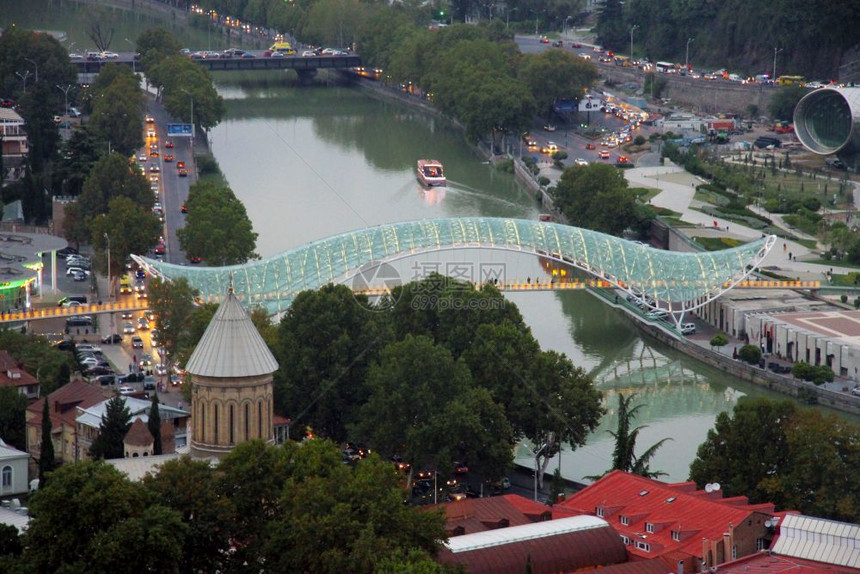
167;123;194;137
578;97;602;112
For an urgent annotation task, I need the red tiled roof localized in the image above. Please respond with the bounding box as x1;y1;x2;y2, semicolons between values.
713;550;860;573
27;380;106;429
272;414;291;426
0;350;38;388
439;494;554;535
577;555;682;574
124;418;153;447
556;470;776;560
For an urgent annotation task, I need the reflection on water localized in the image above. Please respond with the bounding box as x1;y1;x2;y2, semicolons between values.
208;74;836;483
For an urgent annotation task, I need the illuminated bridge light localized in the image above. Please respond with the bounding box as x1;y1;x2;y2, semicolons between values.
132;217;776;317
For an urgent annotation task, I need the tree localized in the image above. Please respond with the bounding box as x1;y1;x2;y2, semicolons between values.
791;361;834;385
90;395;132;460
142;456;234;574
85;5;116;52
551;163;639;236
177;181;259;265
709;333;729;349
147;277;199;374
0;387;27;451
767;86;808;121
519;49;599;120
595;0;626;51
274;284;392;442
148;393;162;455
38;398;54;486
689;398;797;504
87;64;144;157
355;335;473;472
89;197;161;276
262;440;447;573
77;152;153;220
152;55;225;131
53;127;103;197
136;27;183;72
738;344;762;365
23;461;185;573
603;393;670;479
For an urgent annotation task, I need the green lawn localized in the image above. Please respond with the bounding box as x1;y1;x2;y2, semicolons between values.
692;236;743;251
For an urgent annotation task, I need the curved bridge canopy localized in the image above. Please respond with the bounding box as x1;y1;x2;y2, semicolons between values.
133;217;774;316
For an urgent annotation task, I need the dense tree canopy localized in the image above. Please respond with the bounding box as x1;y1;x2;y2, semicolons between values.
147;277;200;373
551;163;640;236
519;49;599;120
86;64;145;157
177;180;259;265
89;395;132;460
151;55;225;131
0;388;27;453
89;197;161;276
689;397;860;523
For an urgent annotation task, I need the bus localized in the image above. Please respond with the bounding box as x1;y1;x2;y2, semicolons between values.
777;75;805;86
655;62;677;73
119;275;132;294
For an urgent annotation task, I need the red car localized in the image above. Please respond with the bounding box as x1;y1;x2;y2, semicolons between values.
180;204;187;214
599;150;611;159
540;36;550;44
164;140;174;148
176;161;186;169
164;154;174;162
585;143;596;150
154;243;165;255
189;255;202;264
178;169;188;177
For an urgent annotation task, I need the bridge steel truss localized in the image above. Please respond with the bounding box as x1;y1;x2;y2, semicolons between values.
132;217;776;326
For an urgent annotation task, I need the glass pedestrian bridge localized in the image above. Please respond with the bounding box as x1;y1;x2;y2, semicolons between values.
132;217;775;321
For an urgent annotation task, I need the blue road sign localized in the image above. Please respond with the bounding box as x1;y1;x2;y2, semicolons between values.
167;123;193;137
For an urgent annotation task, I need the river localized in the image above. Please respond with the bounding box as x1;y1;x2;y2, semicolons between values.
207;72;788;483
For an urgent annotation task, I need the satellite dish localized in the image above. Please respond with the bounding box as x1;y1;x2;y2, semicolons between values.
713;483;721;491
705;484;714;493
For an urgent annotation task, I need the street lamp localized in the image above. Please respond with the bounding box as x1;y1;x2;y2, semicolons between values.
773;47;783;82
629;24;639;58
563;16;572;37
56;84;72;115
104;233;111;302
15;71;31;93
685;37;695;71
24;58;38;84
506;7;517;28
124;38;136;73
180;88;194;141
68;42;76;55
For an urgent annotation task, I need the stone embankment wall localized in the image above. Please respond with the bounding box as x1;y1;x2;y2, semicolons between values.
601;65;776;117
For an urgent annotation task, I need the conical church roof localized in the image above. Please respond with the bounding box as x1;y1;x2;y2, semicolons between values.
186;291;279;378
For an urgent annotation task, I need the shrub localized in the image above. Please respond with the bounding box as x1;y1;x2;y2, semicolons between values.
195;154;221;176
634;135;646;146
792;361;835;385
841;294;848;304
738;344;762;365
538;176;550;187
710;334;728;348
801;197;821;212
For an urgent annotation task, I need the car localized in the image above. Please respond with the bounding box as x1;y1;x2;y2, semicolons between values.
578;53;592;60
101;51;119;59
101;333;123;344
96;374;117;386
86;366;114;377
646;309;669;319
138;354;154;368
138;153;147;162
79;356;102;367
453;462;469;474
241;53;256;59
540;36;550;44
189;255;202;264
131;335;144;348
302;50;316;57
76;343;102;353
66;266;90;277
680;323;696;335
149;164;160;173
176;161;186;169
178;169;188;177
170;374;182;386
118;386;136;395
155;363;168;376
137;290;149;299
154;243;165;255
53;339;76;351
572;42;582;48
164;140;174;148
150;150;159;158
137;317;150;330
118;372;143;384
146;128;157;138
541;142;559;154
599;150;611;159
143;376;157;391
851;386;860;397
222;48;246;57
164;154;174;162
68;52;83;60
56;246;79;259
616;155;631;165
267;51;285;58
551;40;563;48
61;300;83;308
585;143;596;150
181;204;187;214
574;158;588;166
135;269;146;280
145;115;155;124
123;322;136;334
543;124;556;132
121;310;133;320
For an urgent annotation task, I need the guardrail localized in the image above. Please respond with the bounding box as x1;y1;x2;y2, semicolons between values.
0;300;151;324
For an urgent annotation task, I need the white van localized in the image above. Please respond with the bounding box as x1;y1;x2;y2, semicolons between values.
680;323;696;334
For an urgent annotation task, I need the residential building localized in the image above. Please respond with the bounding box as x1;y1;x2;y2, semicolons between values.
556;470;786;571
0;350;39;400
25;381;107;470
0;438;29;496
0;108;28;158
439;494;554;537
74;396;189;460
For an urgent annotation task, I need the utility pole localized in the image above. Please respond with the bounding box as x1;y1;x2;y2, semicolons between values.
773;47;783;81
56;84;72;114
124;38;136;73
629;24;639;59
24;58;38;84
685;37;695;71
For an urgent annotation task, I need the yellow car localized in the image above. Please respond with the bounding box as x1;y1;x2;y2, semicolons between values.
541;142;559;154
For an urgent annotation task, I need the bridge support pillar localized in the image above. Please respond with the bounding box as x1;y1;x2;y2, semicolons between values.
296;69;317;84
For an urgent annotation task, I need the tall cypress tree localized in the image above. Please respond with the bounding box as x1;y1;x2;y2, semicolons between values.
90;395;132;460
38;399;54;486
148;393;163;455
